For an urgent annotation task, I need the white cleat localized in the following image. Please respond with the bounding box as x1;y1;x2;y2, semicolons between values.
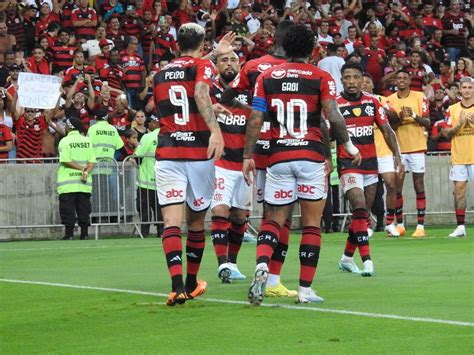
248;263;269;305
385;223;400;237
338;258;361;273
228;263;246;280
295;287;324;304
449;225;467;238
218;263;232;283
367;228;374;238
361;260;375;277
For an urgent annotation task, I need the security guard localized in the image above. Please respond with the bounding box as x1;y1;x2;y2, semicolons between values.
87;109;124;160
322;145;341;233
57;117;96;240
134;114;163;237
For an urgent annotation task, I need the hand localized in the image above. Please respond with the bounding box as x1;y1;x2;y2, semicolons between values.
210;9;217;21
242;158;256;186
459;110;467;127
401;106;413;119
207;130;224;160
325;157;333;176
81;170;89;183
394;155;404;176
351;152;362;166
212;103;232;116
215;31;236;57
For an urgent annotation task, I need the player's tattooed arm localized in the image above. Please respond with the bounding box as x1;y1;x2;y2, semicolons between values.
243;110;264;158
320;119;331;158
195;82;220;130
322;99;362;165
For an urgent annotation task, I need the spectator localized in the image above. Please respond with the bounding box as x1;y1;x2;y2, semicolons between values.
71;0;98;41
63;50;95;85
109;94;135;134
245;3;263;35
120;36;145;109
405;50;434;93
426;29;449;74
317;20;333;49
94;39;112;71
329;6;352;39
459;34;474;60
115;128;138;161
0;51;15;86
453;57;473;80
65;75;95;133
106;16;126;51
431;119;452;152
60;0;79;32
100;0;124;22
5;2;25;52
81;26;113;59
231;8;249;36
131;110;148;141
318;43;345;94
51;29;76;75
0;120;13;162
26;45;50;74
98;47;125;103
35;2;60;39
87;109;123;160
442;0;471;61
149;16;176;69
123;5;143;40
0;21;17;59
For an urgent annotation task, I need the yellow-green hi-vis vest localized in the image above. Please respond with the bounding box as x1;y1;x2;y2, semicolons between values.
135;129;159;190
87;120;123;174
57;131;96;194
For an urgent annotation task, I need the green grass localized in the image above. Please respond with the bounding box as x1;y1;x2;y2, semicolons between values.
1;227;473;354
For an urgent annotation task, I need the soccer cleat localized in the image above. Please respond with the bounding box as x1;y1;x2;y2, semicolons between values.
228;263;246;280
248;263;269;305
186;279;207;300
385;223;400;237
411;227;426;238
265;283;298;297
166;289;187;306
449;225;466;238
361;260;374;277
295;287;324;304
338;258;361;273
243;231;257;243
218;263;232;283
396;225;406;236
367;228;374;238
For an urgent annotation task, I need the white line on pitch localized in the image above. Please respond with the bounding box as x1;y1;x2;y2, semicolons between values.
1;278;472;328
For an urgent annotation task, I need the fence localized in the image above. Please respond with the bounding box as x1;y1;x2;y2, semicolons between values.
0;152;472;240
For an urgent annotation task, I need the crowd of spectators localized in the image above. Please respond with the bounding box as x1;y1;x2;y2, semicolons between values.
0;0;472;161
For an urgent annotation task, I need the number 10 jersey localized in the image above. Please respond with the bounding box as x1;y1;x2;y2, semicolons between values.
153;56;215;161
252;62;336;167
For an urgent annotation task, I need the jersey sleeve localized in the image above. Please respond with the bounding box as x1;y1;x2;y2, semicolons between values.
319;71;337;101
230;63;250;91
373;97;388;127
195;59;215;87
1;126;12;141
445;106;453;126
251;74;267;113
421;95;430;117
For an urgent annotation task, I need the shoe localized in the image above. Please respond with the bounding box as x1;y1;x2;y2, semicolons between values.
375;223;384;232
265;283;298;297
396;225;406;236
338;258;361;273
295;287;324;303
367;228;374;238
61;236;74;240
361;260;374;277
166;289;187;306
228;263;246;280
385;224;400;237
411;227;426;238
248;263;268;305
243;231;257;243
449;225;466;238
332;223;340;233
186;279;207;300
218;263;232;283
80;235;88;240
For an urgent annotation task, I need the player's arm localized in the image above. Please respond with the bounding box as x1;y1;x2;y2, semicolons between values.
322;99;362;165
378;122;403;168
242;109;264;185
320;119;333;173
442;110;468;139
195;81;224;159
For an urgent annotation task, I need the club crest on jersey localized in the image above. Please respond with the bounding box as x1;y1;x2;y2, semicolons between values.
271;69;286;79
352;107;362;116
258;63;272;72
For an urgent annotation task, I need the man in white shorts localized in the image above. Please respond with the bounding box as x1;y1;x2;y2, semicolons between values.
443;77;474;237
386;70;431;238
243;25;361;305
153;23;224;306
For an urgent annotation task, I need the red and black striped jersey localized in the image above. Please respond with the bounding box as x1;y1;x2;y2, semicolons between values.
120;52;145;89
230;54;287;170
154;56;215;161
6;15;25;50
0;123;13;160
152;31;176;64
106;30;126;51
71;7;97;40
51;44;76;74
253;62;336;167
141;21;154;55
211;79;251;171
63;65;96;85
336;92;388;175
15;116;48;160
405;65;426;92
61;2;78;31
35;13;60;38
98;64;124;101
66;105;93;133
109;111;133;135
123;16;141;37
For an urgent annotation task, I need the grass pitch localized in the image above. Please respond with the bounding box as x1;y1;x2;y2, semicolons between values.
1;227;473;354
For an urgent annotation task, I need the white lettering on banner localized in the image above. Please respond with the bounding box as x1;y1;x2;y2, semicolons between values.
18;73;62;109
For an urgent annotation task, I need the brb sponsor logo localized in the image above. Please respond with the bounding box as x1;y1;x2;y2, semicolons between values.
193;197;204;207
347;125;373;138
165;189;184;198
274;189;293;199
297;184;315;194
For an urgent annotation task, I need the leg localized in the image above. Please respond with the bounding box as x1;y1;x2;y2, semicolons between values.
322;177;333;233
332;185;340;231
210;205;231;267
454;181;467;225
137;187;151;237
412;172;426;227
184;207;207;292
370;177;385;230
59;193;76;240
365;181;378;232
228;208;248;265
382;171;397;227
395;170;406;225
76;193;92;239
149;189;163;237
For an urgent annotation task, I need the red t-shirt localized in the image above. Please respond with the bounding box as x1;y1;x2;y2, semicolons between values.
0;123;13;160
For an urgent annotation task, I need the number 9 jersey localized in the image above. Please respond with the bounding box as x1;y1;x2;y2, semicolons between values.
252;62;336;167
153;56;216;161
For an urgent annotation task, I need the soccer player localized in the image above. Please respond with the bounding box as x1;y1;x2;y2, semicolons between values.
210;51;252;282
153;23;224;306
222;20;298;298
243;25;361;305
386;71;430;238
361;73;403;237
442;77;474;237
337;63;402;276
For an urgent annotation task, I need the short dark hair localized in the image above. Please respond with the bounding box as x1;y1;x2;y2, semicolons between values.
274;20;294;48
396;69;411;76
282;24;314;59
58;29;70;37
177;23;206;52
33;44;45;52
341;62;364;75
326;43;338;55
